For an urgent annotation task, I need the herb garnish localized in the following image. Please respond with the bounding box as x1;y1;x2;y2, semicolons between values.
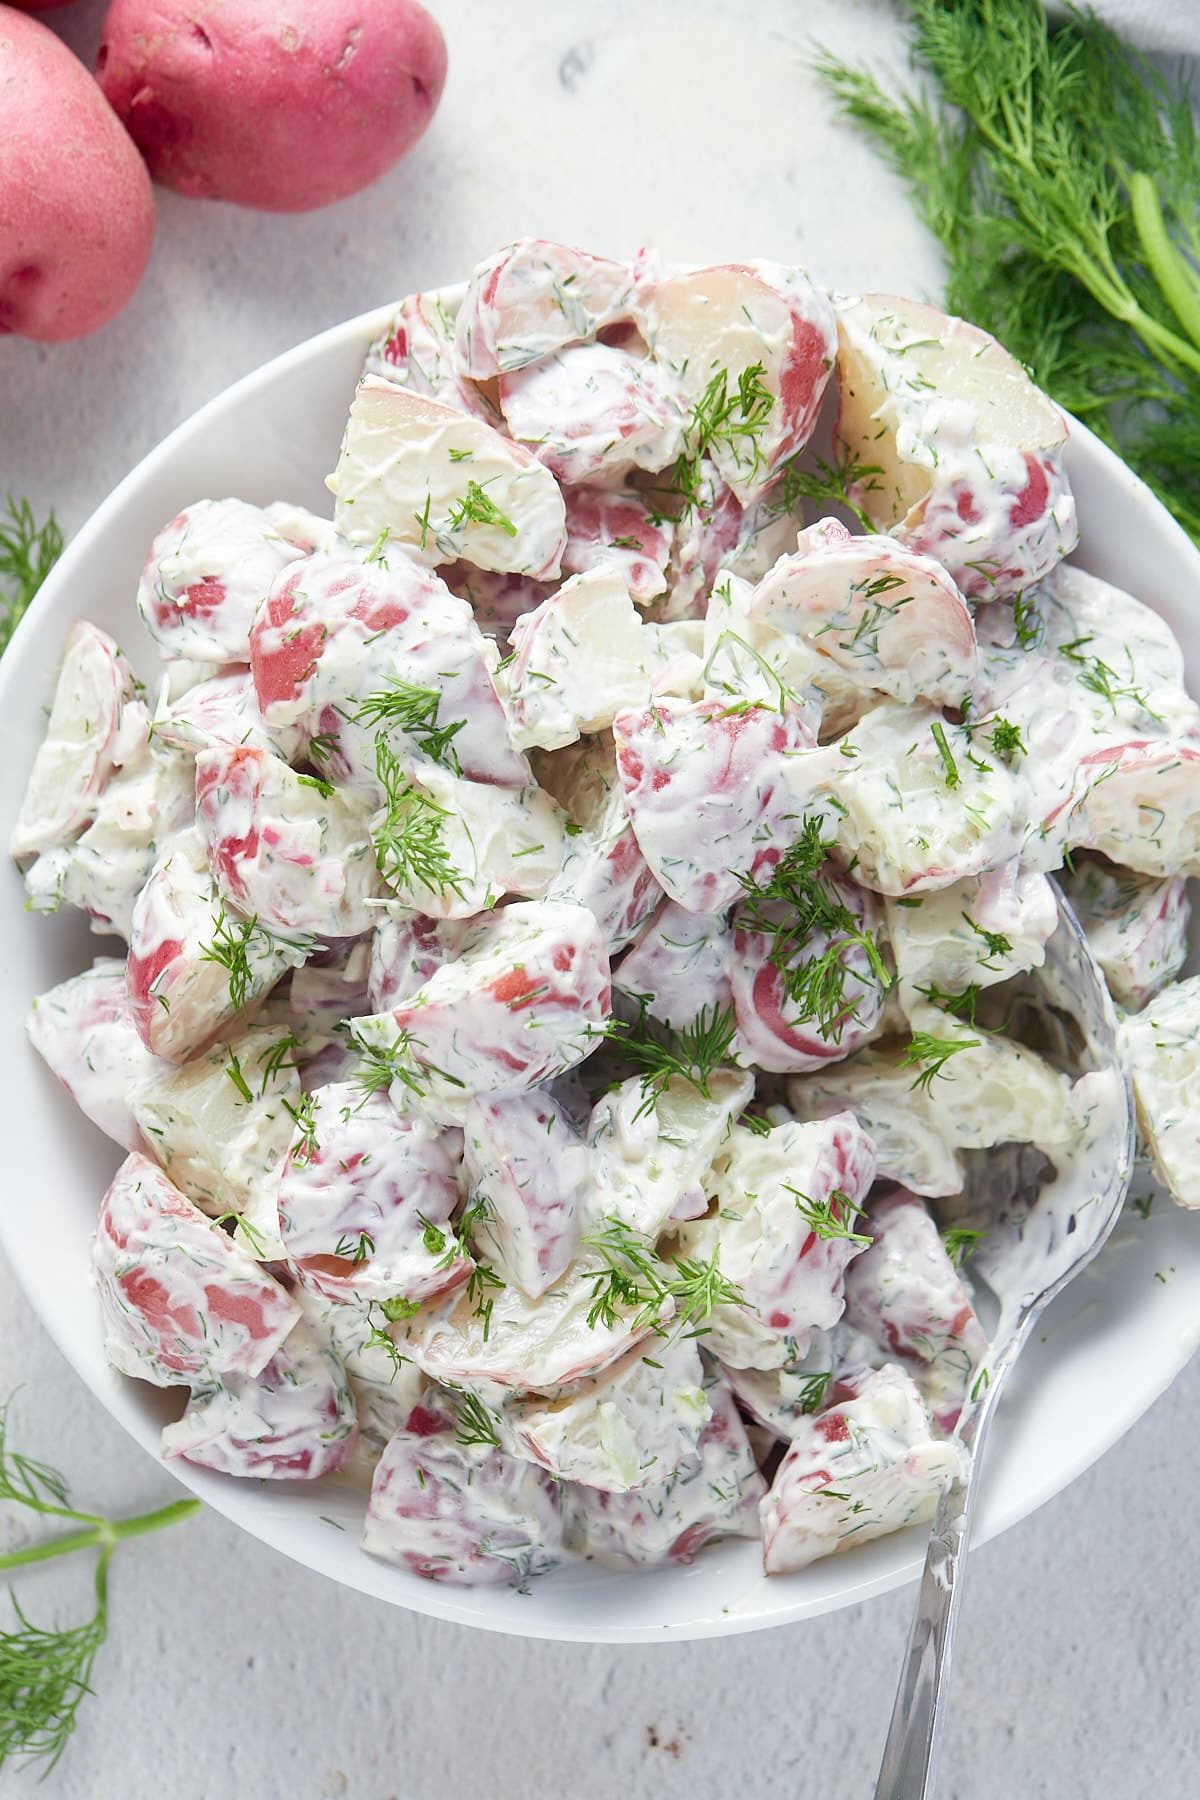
613;1002;739;1119
986;717;1025;762
281;1092;320;1161
930;719;961;790
0;1398;199;1777
796;1370;834;1414
580;1218;748;1336
464;1260;504;1341
735;818;892;1039
372;737;465;900
786;1185;872;1246
672;362;774;508
0;498;63;655
453;1390;503;1451
900;1031;981;1091
199;906;313;1013
447;480;518;538
942;1225;987;1267
351;679;465;772
347;1026;432;1104
763;444;885;532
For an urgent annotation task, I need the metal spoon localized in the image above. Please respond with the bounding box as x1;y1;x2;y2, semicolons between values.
874;883;1136;1800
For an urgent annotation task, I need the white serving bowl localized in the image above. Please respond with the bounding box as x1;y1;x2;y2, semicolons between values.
2;311;1199;1644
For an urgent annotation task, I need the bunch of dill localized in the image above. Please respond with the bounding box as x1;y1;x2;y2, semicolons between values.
0;498;62;654
816;0;1200;541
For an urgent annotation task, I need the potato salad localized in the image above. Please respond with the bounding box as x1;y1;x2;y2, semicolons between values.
14;241;1200;1591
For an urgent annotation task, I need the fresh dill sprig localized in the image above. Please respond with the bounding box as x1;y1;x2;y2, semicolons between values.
665;1248;748;1333
580;1218;747;1336
786;1186;872;1246
333;1230;375;1265
914;980;984;1027
796;1370;834;1414
464;1260;504;1341
213;1209;269;1259
306;731;338;768
1059;638;1164;723
1012;592;1042;651
199;906;312;1014
986;717;1025;762
347;1025;432;1104
613;1002;739;1119
365;527;391;566
962;913;1013;963
930;720;961;791
0;498;63;655
943;1225;987;1267
447;480;518;538
372;736;465;900
735;819;892;1039
672;362;774;509
255;1032;300;1096
814;0;1200;544
281;1092;320;1162
453;1390;502;1451
0;1398;199;1777
351;679;465;772
224;1050;253;1104
458;1193;492;1239
900;1031;981;1092
363;1300;417;1374
764;445;885;532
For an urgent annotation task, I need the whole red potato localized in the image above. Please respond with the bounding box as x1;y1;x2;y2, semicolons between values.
97;0;448;212
0;7;155;341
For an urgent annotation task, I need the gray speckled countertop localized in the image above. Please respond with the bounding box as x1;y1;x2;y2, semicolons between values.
2;3;1198;1795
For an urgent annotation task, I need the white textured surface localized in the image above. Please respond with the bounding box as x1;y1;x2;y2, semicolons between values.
1;1;1198;1794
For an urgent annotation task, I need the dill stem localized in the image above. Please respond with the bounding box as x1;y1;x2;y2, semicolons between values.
1128;170;1200;361
0;1498;200;1572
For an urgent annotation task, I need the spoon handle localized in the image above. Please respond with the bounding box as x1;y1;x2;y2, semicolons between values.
872;1317;1029;1800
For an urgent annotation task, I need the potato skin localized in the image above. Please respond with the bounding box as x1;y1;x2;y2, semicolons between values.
97;0;448;212
0;7;155;341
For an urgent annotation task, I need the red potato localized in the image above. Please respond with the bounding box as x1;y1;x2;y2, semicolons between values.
126;833;309;1060
455;239;635;379
27;959;165;1153
0;8;154;341
363;1393;565;1587
835;293;1076;599
96;0;447;213
564;1378;765;1567
560;486;672;605
93;1153;301;1388
612;695;817;913
9;622;136;860
748;518;979;710
843;1189;987;1434
278;1085;469;1306
161;1314;359;1481
730;875;887;1073
639;261;837;504
760;1363;967;1573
